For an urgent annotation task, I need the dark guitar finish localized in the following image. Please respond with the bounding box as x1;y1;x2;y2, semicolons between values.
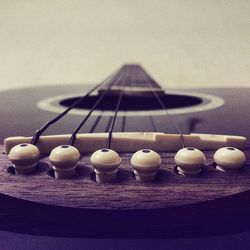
1;145;249;209
1;145;250;238
0;65;249;238
1;86;249;141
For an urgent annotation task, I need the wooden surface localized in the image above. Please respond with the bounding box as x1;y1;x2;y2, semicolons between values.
1;144;249;210
0;85;249;237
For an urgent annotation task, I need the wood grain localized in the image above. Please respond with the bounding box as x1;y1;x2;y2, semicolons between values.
1;144;249;210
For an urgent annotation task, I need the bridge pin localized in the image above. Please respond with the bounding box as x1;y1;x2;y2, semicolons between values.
8;143;40;174
49;145;80;179
90;149;121;183
174;147;205;176
131;149;161;182
214;147;246;172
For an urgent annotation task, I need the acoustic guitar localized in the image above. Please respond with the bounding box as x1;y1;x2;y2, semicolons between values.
0;64;249;238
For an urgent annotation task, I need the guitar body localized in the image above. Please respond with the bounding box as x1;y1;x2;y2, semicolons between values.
0;66;249;238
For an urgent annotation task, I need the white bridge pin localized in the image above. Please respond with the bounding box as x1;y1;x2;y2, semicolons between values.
49;145;80;179
174;147;206;176
214;147;246;172
131;149;161;182
8;143;40;174
90;149;121;183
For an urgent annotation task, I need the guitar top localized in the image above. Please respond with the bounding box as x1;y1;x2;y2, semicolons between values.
0;64;249;238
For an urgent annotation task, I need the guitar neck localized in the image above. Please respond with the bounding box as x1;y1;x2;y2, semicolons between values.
98;64;165;96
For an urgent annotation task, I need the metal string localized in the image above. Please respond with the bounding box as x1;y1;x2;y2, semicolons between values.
69;67;126;146
136;67;185;148
121;111;126;132
106;66;131;148
31;65;184;149
89;113;103;133
31;71;118;145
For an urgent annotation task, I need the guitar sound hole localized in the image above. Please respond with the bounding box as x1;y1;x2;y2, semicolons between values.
60;94;202;112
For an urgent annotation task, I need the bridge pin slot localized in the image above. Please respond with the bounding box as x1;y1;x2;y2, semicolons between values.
131;149;161;182
49;145;80;179
213;147;246;172
90;149;121;183
174;147;206;177
8;143;40;174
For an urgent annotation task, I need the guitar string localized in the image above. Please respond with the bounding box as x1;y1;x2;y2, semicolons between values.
106;65;132;149
137;66;185;148
134;67;157;133
31;70;118;145
69;67;126;146
89;114;103;133
32;65;184;149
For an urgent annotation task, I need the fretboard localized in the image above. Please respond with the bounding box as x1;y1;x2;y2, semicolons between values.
99;64;164;96
107;64;162;88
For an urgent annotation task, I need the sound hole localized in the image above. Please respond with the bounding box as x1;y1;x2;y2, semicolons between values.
60;94;202;112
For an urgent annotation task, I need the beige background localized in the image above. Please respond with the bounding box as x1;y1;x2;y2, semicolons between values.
0;0;249;91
